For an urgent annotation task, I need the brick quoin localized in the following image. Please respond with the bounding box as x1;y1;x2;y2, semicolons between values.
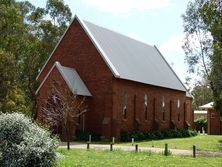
36;18;194;140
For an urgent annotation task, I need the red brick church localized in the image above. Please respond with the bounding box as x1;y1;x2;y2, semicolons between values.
36;15;194;140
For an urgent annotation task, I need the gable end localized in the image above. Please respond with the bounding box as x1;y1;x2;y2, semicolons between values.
36;15;120;81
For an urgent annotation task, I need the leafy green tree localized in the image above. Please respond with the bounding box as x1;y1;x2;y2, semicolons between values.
0;50;27;113
183;0;222;115
200;0;222;114
191;78;213;110
182;0;212;76
0;0;72;117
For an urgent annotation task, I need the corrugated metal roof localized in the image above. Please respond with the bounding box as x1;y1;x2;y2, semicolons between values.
36;61;91;96
199;102;213;109
58;63;92;96
83;20;186;92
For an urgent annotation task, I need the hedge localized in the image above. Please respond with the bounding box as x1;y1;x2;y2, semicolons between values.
120;129;197;142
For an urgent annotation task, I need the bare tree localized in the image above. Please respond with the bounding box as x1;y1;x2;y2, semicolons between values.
41;81;87;149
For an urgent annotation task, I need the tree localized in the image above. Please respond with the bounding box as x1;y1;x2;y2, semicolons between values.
0;49;27;113
183;0;222;116
200;0;222;114
41;82;87;149
0;0;72;117
191;78;213;110
182;0;212;77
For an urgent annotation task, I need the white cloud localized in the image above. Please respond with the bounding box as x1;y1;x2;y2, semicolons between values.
81;0;173;14
159;34;187;83
159;34;185;55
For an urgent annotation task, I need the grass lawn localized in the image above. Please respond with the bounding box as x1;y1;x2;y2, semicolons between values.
118;135;222;152
56;148;222;167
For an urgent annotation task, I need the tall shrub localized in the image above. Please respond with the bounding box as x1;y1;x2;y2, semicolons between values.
0;112;59;167
194;117;207;132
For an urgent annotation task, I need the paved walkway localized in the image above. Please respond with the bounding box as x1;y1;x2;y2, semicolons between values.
59;142;222;157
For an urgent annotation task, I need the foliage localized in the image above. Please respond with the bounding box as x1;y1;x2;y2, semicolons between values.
0;0;72;117
120;129;197;142
0;112;59;167
182;0;212;76
200;0;222;115
0;50;28;114
183;0;222;116
194;117;207;132
75;130;101;141
191;78;213;109
56;149;222;167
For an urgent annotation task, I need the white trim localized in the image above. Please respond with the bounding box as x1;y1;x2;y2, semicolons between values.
194;110;207;114
36;14;120;80
36;16;76;80
35;62;58;95
35;61;92;96
76;15;120;78
55;62;77;95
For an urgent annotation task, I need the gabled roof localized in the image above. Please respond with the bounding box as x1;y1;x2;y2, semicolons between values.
199;102;213;109
37;15;187;92
36;61;91;96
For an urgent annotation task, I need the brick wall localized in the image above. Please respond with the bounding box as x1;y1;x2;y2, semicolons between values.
37;19;114;138
37;18;194;140
207;109;222;135
112;79;193;139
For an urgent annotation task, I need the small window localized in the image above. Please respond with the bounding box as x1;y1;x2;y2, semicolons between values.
153;98;156;119
144;94;148;120
184;102;187;112
123;93;127;119
162;96;165;109
178;99;180;121
177;99;180;109
78;110;81;124
162;96;165;121
211;113;215;118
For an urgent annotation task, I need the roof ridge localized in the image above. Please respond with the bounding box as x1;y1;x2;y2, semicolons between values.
60;64;75;71
83;20;153;48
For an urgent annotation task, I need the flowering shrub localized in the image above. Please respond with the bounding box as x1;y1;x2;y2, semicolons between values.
0;112;59;167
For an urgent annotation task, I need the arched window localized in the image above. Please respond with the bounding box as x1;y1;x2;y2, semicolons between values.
162;96;165;109
162;96;165;121
177;99;180;121
123;92;127;119
144;94;148;120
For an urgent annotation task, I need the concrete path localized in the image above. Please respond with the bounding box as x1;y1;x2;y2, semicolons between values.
59;142;222;157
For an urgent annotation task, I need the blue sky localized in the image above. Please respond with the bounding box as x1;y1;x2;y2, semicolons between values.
29;0;190;83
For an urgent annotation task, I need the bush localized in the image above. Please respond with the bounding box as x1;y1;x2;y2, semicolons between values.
75;130;101;141
194;117;207;132
0;112;59;167
120;129;197;142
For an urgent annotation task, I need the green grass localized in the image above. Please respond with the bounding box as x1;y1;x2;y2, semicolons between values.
56;148;222;167
118;135;222;152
